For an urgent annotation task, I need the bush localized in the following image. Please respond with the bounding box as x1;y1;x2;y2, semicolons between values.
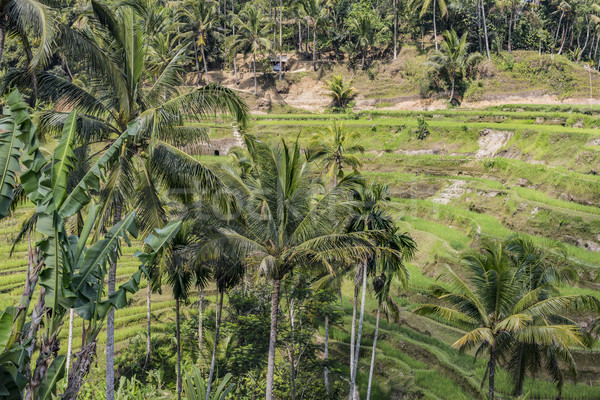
416;117;430;140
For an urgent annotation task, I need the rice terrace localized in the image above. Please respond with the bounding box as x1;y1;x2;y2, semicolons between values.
1;1;600;399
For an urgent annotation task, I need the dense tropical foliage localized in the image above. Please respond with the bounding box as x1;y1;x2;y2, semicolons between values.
0;0;599;399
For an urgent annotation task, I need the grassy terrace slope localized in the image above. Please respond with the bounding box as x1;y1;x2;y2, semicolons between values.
2;106;600;399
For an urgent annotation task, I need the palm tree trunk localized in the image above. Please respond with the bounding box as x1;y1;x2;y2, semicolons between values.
106;201;122;400
198;286;204;359
201;44;210;84
580;21;590;61
206;291;224;400
555;11;564;45
232;0;239;85
0;14;8;68
481;0;491;60
488;342;496;400
433;0;438;51
313;24;317;71
298;21;302;52
288;294;296;400
508;9;513;52
144;282;151;370
366;302;381;400
265;279;281;400
176;298;182;400
361;47;365;69
349;263;368;400
450;76;455;101
66;309;74;383
559;23;567;55
393;0;398;59
349;280;359;377
324;315;330;394
253;53;258;96
279;0;283;81
193;38;202;86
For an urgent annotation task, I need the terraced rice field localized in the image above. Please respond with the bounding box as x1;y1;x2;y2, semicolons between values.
2;105;600;399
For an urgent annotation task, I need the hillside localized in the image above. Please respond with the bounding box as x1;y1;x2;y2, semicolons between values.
200;47;600;113
3;88;600;398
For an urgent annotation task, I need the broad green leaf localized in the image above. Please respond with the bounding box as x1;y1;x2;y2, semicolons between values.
0;311;13;353
51;111;77;208
59;121;137;218
135;220;182;268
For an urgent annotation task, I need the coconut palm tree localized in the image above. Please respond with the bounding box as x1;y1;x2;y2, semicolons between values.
229;8;272;96
347;182;396;400
413;0;448;50
426;30;482;101
181;0;218;85
324;74;356;109
2;3;248;398
366;228;416;400
309;122;363;186
351;13;375;69
205;256;244;400
414;239;600;400
301;0;326;70
198;137;376;400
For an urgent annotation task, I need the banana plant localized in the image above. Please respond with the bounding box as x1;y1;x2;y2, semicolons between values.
183;366;234;400
0;90;179;400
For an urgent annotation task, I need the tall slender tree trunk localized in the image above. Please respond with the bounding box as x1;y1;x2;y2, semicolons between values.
198;286;204;359
279;0;283;81
232;0;239;85
559;23;567;55
488;342;496;400
288;293;296;400
507;9;513;52
349;263;367;400
265;279;281;400
206;291;224;400
349;280;359;377
66;309;74;383
201;44;210;84
144;282;151;370
313;24;317;71
0;14;8;68
433;0;438;51
481;0;491;60
324;315;330;394
176;298;182;400
106;202;122;400
580;21;590;61
594;32;600;59
393;0;398;59
555;12;564;45
193;38;202;86
366;302;381;400
450;75;455;101
252;53;258;96
298;21;302;52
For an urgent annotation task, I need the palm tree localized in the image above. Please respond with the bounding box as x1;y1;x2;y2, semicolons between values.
414;239;600;400
347;182;396;400
0;0;55;103
414;0;448;50
182;0;218;85
366;228;416;400
301;0;326;70
426;30;482;101
325;74;356;109
351;14;374;69
230;8;272;96
205;256;244;400
4;3;248;398
163;222;198;400
309;122;363;186
199;137;376;400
